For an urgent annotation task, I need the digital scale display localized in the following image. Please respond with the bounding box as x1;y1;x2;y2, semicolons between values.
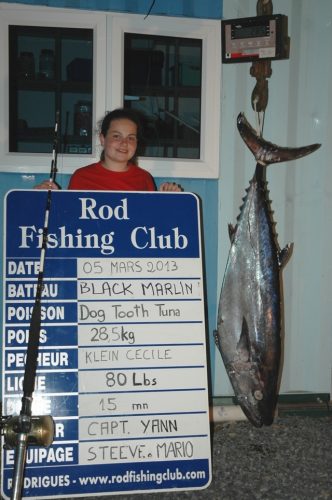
222;14;289;63
233;24;268;39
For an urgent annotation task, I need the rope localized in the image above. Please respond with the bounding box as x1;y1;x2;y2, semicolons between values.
253;97;265;137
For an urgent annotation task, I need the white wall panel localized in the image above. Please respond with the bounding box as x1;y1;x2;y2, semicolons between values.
215;0;332;395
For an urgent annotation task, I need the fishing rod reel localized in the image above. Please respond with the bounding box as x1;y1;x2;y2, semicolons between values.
1;413;54;450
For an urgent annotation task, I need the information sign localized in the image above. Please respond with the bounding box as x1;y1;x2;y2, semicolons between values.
1;190;211;498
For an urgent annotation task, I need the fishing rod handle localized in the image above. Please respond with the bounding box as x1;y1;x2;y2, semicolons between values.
10;433;28;500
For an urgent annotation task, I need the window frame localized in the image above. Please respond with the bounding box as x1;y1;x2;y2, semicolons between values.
0;3;106;173
108;13;221;179
0;5;221;179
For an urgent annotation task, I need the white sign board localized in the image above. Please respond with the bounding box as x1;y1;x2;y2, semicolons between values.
1;190;211;498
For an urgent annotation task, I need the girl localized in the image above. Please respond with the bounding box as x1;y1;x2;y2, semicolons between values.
36;108;182;192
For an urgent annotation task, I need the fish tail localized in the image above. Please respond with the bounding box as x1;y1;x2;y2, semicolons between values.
237;113;321;165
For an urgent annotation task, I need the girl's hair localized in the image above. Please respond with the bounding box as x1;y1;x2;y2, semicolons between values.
99;108;143;164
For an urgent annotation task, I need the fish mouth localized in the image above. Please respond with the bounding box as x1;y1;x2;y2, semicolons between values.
236;395;264;427
236;390;276;427
226;359;277;427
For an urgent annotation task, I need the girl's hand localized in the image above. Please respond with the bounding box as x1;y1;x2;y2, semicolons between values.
158;182;183;192
34;180;60;190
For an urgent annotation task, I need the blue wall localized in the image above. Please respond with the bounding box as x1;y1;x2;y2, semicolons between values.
2;0;222;18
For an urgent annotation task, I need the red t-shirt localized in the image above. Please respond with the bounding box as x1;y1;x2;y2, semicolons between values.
68;161;156;191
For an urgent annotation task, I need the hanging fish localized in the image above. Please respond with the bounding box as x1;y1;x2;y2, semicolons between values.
214;113;321;427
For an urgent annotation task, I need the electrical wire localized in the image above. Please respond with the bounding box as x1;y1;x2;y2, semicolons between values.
144;0;156;19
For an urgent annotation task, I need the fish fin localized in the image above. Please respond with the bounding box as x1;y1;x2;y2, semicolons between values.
213;329;221;352
237;113;321;165
278;243;294;268
236;317;251;361
228;223;236;241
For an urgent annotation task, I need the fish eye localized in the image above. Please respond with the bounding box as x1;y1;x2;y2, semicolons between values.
253;390;263;401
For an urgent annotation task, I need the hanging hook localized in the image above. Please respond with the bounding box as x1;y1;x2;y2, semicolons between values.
257;0;273;16
250;60;272;114
250;0;273;119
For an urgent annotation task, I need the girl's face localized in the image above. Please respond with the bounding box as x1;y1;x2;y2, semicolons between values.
100;118;138;170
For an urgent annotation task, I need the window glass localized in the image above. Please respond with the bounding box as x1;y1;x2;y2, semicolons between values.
9;26;93;155
124;33;202;160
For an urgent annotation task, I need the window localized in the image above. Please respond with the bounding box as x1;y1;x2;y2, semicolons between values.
124;33;202;160
0;4;106;173
0;6;220;178
9;25;93;155
108;13;221;178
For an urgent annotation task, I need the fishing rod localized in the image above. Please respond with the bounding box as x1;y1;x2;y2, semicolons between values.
1;111;60;499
